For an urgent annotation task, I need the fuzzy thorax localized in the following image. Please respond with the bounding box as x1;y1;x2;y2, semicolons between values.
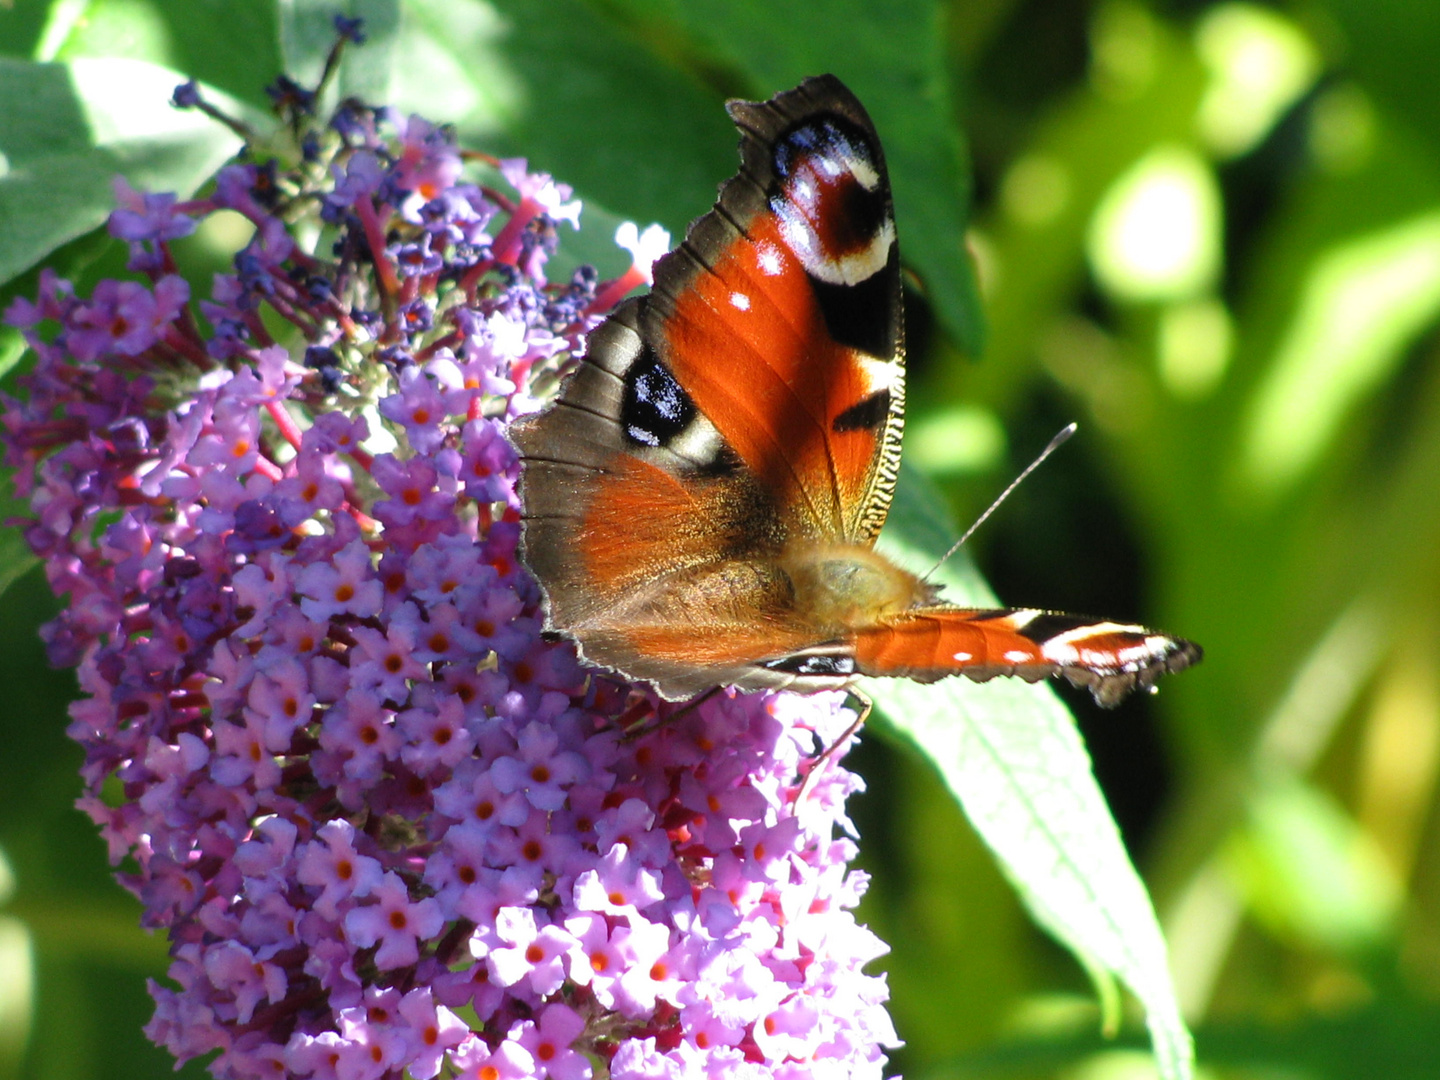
781;541;934;632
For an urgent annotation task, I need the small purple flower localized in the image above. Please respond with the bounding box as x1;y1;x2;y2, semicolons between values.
378;367;450;454
432;760;530;833
295;820;384;920
110;177;199;242
512;1003;590;1080
171;80;203;109
482;906;579;997
396;988;471;1079
326;150;386;214
345;871;445;969
497;158;582;227
203;941;289;1025
210;708;288;789
65;275;189;360
318;689;403;786
490;720;590;810
453;1036;535;1080
348;615;428;700
295;537;384;620
394;236;444;277
572;842;665;916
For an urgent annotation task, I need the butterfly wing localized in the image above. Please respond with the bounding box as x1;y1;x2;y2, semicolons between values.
847;607;1203;707
513;76;908;696
643;74;906;544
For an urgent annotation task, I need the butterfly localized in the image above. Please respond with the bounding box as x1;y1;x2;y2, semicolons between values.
511;74;1200;706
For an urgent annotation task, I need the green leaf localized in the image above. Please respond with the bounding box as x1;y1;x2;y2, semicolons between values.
1238;210;1440;500
44;0;280;111
869;465;1195;1080
0;57;244;287
478;0;740;238
1321;0;1440;155
0;479;37;602
387;0;519;138
447;0;981;349
1197;977;1440;1080
3;0;58;60
1229;776;1401;952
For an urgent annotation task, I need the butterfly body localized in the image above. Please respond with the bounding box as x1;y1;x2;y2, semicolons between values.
513;75;1200;705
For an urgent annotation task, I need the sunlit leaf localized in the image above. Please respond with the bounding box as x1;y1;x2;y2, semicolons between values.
1088;144;1223;303
1228;776;1400;951
0;57;245;286
390;0;519;137
1194;3;1320;158
474;0;740;245
872;467;1194;1080
1240;210;1440;498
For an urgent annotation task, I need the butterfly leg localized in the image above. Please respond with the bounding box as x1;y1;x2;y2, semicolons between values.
795;689;872;806
617;684;725;742
661;684;725;727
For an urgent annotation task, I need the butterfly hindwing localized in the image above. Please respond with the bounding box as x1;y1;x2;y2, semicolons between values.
513;302;780;625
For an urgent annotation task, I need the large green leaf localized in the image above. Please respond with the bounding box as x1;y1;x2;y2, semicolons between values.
872;465;1194;1080
0;57;244;287
1321;0;1440;154
45;0;281;110
462;0;739;237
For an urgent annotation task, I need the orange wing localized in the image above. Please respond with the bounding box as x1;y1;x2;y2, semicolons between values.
850;607;1203;707
642;75;905;543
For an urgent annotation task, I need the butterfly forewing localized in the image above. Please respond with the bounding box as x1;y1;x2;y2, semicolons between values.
645;75;906;543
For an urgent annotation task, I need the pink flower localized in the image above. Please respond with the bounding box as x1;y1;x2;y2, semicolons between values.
65;275;189;359
396;988;473;1080
511;1004;590;1080
296;820;384;920
296;538;384;620
344;872;445;969
483;906;579;997
572;843;665;917
203;940;288;1024
490;720;591;811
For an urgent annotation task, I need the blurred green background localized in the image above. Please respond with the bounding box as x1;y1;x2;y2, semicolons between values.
2;0;1439;1078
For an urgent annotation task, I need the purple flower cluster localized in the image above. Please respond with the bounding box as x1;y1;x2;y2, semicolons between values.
1;53;896;1080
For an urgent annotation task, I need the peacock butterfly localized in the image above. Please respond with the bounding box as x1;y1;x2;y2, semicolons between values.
511;75;1200;706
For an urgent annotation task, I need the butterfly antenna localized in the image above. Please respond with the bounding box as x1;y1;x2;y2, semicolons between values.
922;422;1078;581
